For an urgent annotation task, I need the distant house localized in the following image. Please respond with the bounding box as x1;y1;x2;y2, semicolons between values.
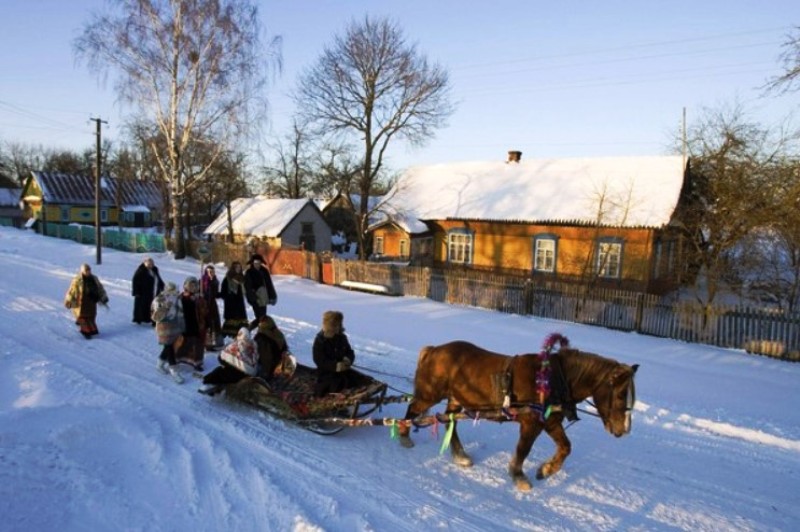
0;187;23;228
370;151;690;294
319;191;384;254
20;171;165;229
203;197;332;252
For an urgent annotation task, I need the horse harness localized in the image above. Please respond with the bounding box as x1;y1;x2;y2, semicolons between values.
499;338;579;423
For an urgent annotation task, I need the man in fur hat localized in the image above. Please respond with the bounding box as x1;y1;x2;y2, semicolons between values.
312;311;363;396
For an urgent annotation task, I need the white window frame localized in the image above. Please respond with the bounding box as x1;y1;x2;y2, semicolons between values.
533;235;557;273
399;238;408;257
596;239;623;278
374;236;384;255
447;230;473;264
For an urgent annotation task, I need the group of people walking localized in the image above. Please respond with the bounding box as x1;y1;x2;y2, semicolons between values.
64;252;360;397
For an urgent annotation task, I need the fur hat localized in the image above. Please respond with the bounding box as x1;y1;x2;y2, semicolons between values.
250;254;264;265
164;281;178;294
322;310;344;338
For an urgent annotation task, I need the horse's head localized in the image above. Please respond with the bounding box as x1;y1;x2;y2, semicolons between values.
593;363;639;437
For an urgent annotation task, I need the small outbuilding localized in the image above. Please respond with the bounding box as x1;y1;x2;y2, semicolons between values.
204;196;332;252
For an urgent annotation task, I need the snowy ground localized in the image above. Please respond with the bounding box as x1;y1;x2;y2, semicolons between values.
1;225;798;531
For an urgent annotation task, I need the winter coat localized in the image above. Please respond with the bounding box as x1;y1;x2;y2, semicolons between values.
132;263;164;323
313;331;359;395
220;274;247;321
244;265;277;309
173;291;208;366
64;273;108;320
201;271;221;332
254;316;290;379
152;290;183;346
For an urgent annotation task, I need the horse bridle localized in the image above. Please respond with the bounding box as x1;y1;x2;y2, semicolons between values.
577;365;637;432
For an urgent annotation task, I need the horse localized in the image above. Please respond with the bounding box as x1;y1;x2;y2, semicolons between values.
398;340;639;491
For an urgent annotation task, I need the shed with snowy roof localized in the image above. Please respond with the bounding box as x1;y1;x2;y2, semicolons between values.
370;151;691;293
203;197;331;252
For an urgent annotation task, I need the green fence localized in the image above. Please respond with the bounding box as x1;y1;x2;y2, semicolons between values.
42;223;166;253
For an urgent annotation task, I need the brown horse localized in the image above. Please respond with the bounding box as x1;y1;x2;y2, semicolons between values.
399;340;639;490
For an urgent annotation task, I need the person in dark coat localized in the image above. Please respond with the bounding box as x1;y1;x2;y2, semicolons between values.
64;263;109;339
243;254;277;329
175;276;207;371
219;261;249;337
201;264;222;350
312;310;364;396
132;257;165;325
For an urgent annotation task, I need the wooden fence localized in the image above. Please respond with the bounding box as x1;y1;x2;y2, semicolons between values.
331;258;800;361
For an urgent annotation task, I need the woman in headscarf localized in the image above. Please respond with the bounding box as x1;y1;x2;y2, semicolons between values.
64;263;109;339
131;257;164;325
219;261;249;337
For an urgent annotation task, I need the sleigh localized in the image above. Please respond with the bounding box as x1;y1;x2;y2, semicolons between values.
222;363;391;435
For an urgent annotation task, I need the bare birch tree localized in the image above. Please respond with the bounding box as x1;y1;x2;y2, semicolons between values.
295;16;454;259
74;0;281;258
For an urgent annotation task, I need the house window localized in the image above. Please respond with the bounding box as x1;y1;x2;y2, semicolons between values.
100;209;108;222
447;229;473;264
299;222;315;251
374;236;384;255
60;206;70;222
596;237;623;278
666;240;675;273
533;234;557;273
399;239;408;257
653;240;662;278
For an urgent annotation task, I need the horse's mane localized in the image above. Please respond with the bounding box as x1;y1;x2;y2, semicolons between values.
559;349;620;384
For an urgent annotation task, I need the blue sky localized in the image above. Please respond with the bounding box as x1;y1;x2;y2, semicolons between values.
0;1;797;171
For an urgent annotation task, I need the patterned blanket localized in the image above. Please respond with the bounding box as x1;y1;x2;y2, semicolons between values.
225;364;386;420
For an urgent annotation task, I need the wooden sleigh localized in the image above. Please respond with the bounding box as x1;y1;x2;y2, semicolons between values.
222;363;391;435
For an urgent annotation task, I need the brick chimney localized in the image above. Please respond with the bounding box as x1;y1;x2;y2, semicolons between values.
507;150;522;163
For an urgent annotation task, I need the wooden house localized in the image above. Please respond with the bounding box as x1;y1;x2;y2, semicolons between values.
204;197;332;252
0;187;23;228
319;191;384;254
20;171;165;229
370;151;690;294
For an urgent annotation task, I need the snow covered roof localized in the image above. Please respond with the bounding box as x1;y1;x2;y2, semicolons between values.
379;155;686;232
0;188;21;207
203;197;316;237
28;172;163;208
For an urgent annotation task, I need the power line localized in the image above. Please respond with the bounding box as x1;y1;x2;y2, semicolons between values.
450;26;791;72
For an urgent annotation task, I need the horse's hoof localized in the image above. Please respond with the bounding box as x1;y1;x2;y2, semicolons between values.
399;436;415;449
536;462;558;480
513;475;532;491
453;454;473;468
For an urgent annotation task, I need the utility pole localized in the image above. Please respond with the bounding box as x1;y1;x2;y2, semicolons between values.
91;117;108;265
682;107;687;171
